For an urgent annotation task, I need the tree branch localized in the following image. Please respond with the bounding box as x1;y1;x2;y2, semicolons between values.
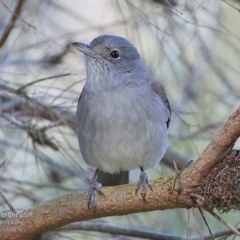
1;107;240;239
180;106;240;189
0;177;195;240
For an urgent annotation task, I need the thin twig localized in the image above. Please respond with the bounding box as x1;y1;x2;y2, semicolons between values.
222;0;240;13
0;191;16;214
17;73;71;93
204;207;240;237
0;0;25;48
173;160;180;173
198;208;214;240
55;222;186;240
202;227;240;240
173;160;193;192
192;208;203;240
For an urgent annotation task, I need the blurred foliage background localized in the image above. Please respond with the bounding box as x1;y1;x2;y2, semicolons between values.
0;0;240;239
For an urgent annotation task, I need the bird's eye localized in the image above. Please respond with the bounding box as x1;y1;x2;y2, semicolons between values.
110;50;120;59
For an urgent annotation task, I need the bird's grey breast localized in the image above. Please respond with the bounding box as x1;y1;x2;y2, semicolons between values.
77;84;168;173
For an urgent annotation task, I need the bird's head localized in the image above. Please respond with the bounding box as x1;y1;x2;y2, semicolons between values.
72;35;143;76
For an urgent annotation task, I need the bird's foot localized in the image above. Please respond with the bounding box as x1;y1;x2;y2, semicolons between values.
87;169;104;210
135;167;153;201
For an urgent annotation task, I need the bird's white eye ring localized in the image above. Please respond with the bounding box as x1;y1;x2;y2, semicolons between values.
110;50;120;59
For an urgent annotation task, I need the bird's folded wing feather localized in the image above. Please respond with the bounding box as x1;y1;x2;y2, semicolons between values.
151;81;171;128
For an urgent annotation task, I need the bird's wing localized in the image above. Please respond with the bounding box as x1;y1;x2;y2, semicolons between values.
151;81;171;128
76;85;86;115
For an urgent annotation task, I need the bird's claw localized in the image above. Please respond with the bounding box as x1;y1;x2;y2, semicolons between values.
87;178;104;210
135;171;153;201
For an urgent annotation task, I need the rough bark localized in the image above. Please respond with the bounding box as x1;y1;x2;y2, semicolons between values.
1;106;240;240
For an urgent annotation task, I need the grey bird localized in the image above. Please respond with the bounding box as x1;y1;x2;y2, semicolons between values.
72;35;171;209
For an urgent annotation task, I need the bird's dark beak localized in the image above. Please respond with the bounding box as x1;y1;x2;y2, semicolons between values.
72;42;96;57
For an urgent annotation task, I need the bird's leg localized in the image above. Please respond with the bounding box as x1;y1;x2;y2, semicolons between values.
135;167;153;201
88;168;104;210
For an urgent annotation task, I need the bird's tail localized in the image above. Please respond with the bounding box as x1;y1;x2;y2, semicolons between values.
97;170;129;186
